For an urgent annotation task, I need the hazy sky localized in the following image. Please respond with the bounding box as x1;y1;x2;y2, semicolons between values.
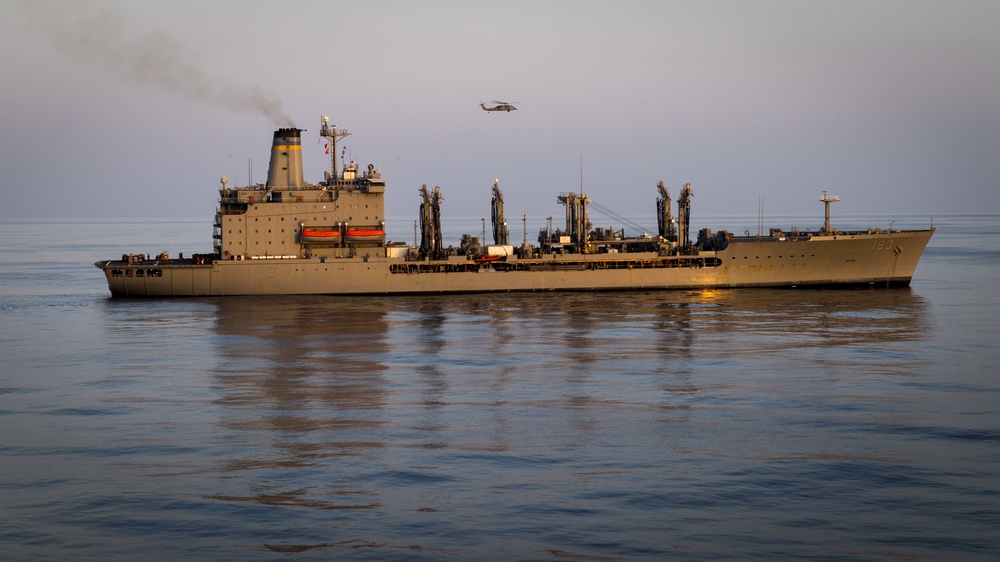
2;0;998;224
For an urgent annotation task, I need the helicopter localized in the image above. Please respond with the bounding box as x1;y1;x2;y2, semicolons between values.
481;100;518;112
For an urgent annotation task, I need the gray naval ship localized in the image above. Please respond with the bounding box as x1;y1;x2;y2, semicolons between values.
96;116;934;297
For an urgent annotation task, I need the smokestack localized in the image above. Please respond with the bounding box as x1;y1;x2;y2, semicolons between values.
266;128;304;189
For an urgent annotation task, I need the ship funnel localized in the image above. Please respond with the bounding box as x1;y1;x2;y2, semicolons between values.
266;128;304;189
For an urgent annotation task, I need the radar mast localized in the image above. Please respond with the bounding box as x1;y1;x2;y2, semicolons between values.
820;191;840;235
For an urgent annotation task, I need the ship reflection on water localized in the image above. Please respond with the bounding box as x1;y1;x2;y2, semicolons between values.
207;297;392;511
202;289;930;521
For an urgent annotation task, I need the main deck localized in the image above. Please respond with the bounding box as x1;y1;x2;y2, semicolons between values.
97;228;934;297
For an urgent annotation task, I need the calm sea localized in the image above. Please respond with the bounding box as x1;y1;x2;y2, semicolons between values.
1;214;998;561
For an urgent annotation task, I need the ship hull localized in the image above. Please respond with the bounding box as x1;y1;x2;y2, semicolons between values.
97;229;933;297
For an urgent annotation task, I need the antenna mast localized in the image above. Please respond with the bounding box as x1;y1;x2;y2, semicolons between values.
320;116;351;181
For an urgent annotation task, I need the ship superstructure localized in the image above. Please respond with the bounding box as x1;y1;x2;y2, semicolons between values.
96;116;934;297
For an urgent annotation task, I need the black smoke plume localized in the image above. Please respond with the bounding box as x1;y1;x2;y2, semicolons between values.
13;0;295;127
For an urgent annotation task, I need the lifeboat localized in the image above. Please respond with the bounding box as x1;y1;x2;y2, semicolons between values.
475;254;502;263
345;229;386;243
300;228;343;243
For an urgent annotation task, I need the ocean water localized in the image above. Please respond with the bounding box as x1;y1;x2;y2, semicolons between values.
1;215;998;561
